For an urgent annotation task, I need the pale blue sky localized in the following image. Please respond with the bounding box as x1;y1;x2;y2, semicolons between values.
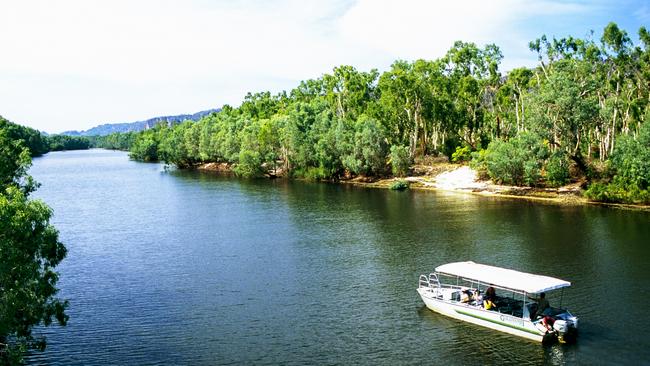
1;0;648;133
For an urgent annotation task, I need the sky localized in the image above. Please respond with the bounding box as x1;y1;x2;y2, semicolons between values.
1;0;648;133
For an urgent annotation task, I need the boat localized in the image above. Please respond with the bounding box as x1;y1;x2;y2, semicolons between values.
417;261;578;343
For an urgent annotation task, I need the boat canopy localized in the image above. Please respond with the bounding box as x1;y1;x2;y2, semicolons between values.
435;261;571;294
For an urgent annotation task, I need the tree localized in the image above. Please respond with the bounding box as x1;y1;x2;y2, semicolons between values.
342;116;389;176
0;129;68;364
47;135;90;151
158;122;201;168
483;132;549;186
0;117;49;157
389;145;411;177
129;132;159;162
119;22;648;195
584;121;650;203
610;119;650;190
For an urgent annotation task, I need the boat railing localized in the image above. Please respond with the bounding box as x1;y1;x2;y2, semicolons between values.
419;273;441;289
419;273;444;290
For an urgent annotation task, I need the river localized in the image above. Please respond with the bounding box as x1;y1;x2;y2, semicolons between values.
28;149;650;365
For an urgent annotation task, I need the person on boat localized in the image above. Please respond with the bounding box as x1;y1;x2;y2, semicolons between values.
461;289;478;303
483;287;497;310
529;292;550;318
541;315;556;333
538;292;550;313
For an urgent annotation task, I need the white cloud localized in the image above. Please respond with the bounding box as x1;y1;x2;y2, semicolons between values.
338;0;589;63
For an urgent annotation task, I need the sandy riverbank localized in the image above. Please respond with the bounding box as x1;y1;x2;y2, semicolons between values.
345;165;650;211
196;161;649;211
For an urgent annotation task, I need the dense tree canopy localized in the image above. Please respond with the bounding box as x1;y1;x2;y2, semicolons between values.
120;23;649;203
47;135;90;151
0;125;68;364
0;117;49;157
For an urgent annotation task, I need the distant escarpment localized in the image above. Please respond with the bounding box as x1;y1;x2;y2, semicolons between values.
62;108;220;136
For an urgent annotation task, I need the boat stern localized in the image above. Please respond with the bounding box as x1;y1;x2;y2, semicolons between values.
554;314;579;343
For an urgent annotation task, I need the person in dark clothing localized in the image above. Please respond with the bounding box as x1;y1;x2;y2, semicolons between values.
529;292;550;318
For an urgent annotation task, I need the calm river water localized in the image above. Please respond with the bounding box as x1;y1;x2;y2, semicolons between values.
28;149;649;365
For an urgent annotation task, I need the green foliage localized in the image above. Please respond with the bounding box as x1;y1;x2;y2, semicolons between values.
0;124;68;364
484;132;549;186
294;166;330;181
0;116;49;157
106;22;649;200
47;135;90;151
234;149;264;178
545;151;570;187
157;122;201;168
610;121;650;190
89;132;137;150
584;182;614;202
0;130;35;194
389;145;411;177
469;149;489;179
342;116;389;176
586;122;650;204
451;146;472;163
442;135;462;159
390;180;409;191
585;178;650;204
129;134;159;162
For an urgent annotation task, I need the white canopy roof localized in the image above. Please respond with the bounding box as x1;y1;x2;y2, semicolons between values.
435;261;571;294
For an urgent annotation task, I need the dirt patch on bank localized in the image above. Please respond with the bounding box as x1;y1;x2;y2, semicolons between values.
197;162;233;173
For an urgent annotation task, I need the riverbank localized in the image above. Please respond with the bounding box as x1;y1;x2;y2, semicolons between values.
343;165;650;211
196;161;650;211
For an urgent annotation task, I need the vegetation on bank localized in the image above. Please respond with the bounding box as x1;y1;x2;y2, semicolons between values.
0;126;68;364
120;23;650;204
0;117;91;155
87;132;138;151
4;22;650;205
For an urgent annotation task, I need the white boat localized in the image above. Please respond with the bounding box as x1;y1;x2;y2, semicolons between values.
417;261;578;343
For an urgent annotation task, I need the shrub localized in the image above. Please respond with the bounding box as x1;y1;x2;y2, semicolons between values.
294;166;330;181
584;182;612;202
443;134;462;159
585;178;650;204
234;149;264;177
545;151;570;187
389;145;411;177
483;132;548;186
390;180;409;190
451;146;472;163
129;135;158;162
484;139;523;185
469;149;489;179
610;121;650;190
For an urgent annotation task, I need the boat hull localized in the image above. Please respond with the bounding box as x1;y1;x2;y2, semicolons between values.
417;288;544;342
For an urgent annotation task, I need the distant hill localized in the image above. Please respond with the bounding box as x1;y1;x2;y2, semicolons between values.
62;109;220;136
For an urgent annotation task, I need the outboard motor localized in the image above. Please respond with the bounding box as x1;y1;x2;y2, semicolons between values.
553;319;568;333
555;313;579;343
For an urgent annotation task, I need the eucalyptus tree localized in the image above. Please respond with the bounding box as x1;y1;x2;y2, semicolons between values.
240;91;283;120
341;115;389;176
442;41;503;149
323;65;379;122
377;60;430;157
596;22;635;157
498;67;533;136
